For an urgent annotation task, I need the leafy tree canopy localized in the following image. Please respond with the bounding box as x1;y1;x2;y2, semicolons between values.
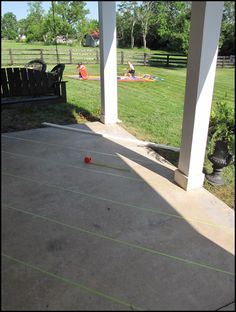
1;1;234;55
2;12;18;40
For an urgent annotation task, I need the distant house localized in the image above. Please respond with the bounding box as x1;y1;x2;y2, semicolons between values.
17;34;26;41
84;31;99;47
56;36;73;45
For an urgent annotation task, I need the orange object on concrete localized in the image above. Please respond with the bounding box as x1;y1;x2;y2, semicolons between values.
84;156;92;164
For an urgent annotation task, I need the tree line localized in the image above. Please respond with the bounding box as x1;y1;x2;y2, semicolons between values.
1;1;98;46
1;1;235;55
117;1;235;55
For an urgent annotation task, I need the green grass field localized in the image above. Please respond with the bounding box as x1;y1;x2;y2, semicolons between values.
63;65;235;210
64;64;234;147
1;39;166;54
1;41;235;208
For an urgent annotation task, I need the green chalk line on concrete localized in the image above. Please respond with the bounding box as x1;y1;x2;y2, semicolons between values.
2;150;138;181
2;172;231;230
2;203;234;276
3;149;131;172
88;161;131;172
2;134;154;165
2;253;143;311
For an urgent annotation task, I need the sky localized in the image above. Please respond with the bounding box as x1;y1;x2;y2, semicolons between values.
1;1;99;21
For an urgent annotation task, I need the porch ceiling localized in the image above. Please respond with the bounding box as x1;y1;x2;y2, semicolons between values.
1;122;234;311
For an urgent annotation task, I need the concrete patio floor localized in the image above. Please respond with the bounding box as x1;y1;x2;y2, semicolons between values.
1;121;235;311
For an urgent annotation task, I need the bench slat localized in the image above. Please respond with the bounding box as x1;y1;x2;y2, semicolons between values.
1;68;9;97
41;71;49;94
13;68;22;96
27;69;36;96
20;68;30;96
33;69;43;96
7;68;16;96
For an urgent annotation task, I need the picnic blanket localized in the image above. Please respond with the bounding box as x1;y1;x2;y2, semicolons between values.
66;75;164;82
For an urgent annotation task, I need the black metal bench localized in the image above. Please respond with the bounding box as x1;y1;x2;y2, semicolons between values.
1;65;67;108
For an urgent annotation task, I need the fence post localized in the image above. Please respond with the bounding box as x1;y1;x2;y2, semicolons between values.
69;49;73;63
9;49;13;66
167;55;170;67
40;49;44;61
222;56;225;68
144;52;147;66
96;50;99;64
121;51;124;65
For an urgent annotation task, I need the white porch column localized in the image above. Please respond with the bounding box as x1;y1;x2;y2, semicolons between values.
98;1;118;124
174;2;224;191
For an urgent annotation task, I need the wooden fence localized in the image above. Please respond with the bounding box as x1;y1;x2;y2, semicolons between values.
217;55;235;68
1;48;235;68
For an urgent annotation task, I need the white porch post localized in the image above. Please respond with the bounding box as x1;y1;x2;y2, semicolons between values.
174;1;224;191
98;1;118;124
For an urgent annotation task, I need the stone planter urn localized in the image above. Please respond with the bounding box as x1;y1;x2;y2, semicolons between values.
205;140;232;185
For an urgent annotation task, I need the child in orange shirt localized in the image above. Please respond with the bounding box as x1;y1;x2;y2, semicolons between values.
77;63;88;80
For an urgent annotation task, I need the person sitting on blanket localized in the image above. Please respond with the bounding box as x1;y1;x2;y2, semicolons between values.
77;63;88;80
126;61;135;78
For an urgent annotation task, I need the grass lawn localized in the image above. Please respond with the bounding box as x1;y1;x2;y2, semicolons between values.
1;62;234;209
1;39;164;53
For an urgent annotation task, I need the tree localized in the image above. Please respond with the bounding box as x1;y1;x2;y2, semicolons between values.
43;12;72;44
2;13;18;40
150;1;191;53
51;1;89;45
25;1;46;42
27;1;45;17
219;1;235;55
137;1;155;49
116;12;129;47
118;1;139;49
18;18;28;36
76;19;89;46
87;19;99;34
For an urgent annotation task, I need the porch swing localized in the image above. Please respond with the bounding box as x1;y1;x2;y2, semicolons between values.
1;2;67;107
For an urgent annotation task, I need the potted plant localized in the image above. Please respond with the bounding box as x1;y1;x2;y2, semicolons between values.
205;98;235;185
